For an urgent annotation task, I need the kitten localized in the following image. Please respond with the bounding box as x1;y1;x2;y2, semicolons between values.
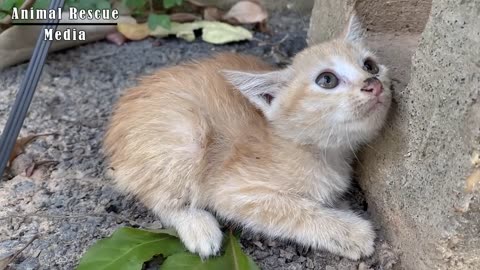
104;14;391;260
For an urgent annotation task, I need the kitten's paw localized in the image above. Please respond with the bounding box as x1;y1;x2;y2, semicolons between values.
336;218;375;260
176;210;223;258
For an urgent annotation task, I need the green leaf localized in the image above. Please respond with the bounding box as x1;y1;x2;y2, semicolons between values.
147;13;170;30
123;0;146;10
163;0;182;9
76;227;186;270
96;1;112;10
32;0;50;9
161;231;259;270
0;0;17;10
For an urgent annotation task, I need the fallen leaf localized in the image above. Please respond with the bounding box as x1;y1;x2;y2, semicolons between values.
76;227;186;270
170;13;199;23
117;23;150;40
256;20;271;34
150;21;252;44
25;160;58;177
223;1;268;25
203;7;224;21
106;31;127;46
465;169;480;193
8;133;56;167
201;21;253;44
161;231;259;270
187;0;209;8
150;22;197;42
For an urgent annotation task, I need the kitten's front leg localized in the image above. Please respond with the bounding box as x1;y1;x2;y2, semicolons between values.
212;186;375;260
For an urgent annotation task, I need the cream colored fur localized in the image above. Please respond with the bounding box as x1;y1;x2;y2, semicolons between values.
104;15;391;260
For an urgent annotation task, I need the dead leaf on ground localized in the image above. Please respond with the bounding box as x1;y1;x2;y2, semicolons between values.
187;0;209;8
25;160;58;177
150;21;252;44
8;133;56;167
223;1;268;25
201;21;253;44
465;169;480;193
256;20;271;34
117;23;150;41
106;31;127;46
203;7;224;21
170;13;200;23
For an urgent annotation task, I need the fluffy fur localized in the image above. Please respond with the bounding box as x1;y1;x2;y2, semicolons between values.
104;14;391;260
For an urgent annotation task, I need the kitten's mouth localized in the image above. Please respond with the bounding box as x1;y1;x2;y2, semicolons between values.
365;99;384;114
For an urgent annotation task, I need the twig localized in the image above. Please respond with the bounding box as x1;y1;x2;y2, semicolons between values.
0;0;37;27
0;235;38;270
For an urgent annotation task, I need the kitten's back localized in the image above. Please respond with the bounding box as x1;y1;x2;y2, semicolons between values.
103;53;274;206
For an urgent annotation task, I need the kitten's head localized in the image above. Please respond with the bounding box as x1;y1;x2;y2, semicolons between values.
224;13;391;149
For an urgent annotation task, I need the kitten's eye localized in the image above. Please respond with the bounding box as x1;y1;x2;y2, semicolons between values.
315;72;339;89
363;59;379;74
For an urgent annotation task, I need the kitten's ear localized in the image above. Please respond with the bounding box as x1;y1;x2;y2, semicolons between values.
341;11;365;43
222;68;292;116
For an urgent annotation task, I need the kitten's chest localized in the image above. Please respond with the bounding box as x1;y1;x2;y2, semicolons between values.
296;151;352;204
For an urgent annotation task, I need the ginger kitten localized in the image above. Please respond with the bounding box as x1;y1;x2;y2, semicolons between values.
104;14;391;260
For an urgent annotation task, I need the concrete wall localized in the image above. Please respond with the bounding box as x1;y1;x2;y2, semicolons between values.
309;0;479;269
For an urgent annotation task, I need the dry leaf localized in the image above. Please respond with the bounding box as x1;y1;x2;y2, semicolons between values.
150;21;252;44
223;1;268;24
256;20;270;34
25;160;58;177
117;23;150;41
201;21;253;44
465;169;480;193
170;13;199;23
150;22;196;42
106;32;127;46
203;7;224;21
187;0;209;8
8;133;56;166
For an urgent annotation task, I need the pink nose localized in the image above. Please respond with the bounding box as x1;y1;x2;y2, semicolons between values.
361;77;383;96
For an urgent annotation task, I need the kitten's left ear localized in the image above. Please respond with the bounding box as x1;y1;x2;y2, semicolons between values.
222;68;292;117
341;11;365;43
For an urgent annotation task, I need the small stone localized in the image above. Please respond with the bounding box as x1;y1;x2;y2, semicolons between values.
305;258;314;268
358;262;370;270
280;249;295;260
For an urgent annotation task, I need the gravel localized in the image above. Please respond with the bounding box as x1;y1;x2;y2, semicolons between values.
0;11;397;270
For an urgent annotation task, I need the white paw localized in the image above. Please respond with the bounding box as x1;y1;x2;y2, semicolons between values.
176;211;223;258
337;218;375;260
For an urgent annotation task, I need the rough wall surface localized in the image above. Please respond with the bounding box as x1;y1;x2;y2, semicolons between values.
309;0;480;269
355;0;432;33
308;0;432;44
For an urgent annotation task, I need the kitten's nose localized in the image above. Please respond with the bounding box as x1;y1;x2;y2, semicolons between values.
361;77;383;97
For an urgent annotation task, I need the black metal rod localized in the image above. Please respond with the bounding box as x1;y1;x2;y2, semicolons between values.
0;0;66;177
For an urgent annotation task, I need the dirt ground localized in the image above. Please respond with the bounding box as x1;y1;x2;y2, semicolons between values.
0;11;398;270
